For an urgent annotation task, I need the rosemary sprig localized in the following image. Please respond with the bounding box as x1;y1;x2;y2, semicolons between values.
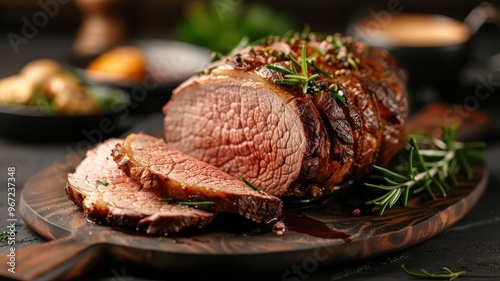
158;198;214;207
401;264;466;281
364;125;485;215
266;45;321;94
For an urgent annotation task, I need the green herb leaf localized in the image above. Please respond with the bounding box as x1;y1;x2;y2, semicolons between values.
242;177;263;194
401;264;466;281
96;179;109;186
173;201;214;206
0;231;9;242
266;64;294;76
158;198;214;207
0;231;16;243
347;55;358;70
309;60;333;78
301;45;308;77
328;90;347;106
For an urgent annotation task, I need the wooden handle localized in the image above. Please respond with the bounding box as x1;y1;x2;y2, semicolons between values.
0;235;101;281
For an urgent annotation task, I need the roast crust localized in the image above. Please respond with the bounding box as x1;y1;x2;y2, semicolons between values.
164;32;408;198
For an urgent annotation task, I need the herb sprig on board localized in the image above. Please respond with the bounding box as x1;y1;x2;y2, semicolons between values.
364;124;485;215
401;264;466;281
0;231;16;243
0;231;10;242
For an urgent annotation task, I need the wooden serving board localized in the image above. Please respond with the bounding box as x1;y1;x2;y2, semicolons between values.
0;103;491;281
0;151;489;281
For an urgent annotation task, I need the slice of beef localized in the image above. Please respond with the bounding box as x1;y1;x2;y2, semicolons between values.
163;32;408;198
111;133;283;224
66;138;215;235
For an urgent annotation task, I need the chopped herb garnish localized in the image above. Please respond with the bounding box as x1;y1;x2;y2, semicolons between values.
347;55;359;70
96;179;109;186
364;125;485;215
401;264;466;281
242;177;263;194
382;70;391;77
333;36;343;49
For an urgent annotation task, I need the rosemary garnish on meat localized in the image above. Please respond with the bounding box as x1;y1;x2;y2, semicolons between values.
364;124;485;215
266;45;321;94
158;198;214;206
401;264;466;280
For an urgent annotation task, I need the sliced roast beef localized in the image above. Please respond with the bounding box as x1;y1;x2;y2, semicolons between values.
163;32;408;198
66;138;215;235
111;132;283;224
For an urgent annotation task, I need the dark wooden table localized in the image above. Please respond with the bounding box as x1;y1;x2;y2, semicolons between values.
0;26;499;280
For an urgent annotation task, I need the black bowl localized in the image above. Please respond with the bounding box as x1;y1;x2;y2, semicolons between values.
346;13;474;109
0;86;130;142
67;39;212;113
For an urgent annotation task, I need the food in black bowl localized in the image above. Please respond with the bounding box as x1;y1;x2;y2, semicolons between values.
0;59;130;142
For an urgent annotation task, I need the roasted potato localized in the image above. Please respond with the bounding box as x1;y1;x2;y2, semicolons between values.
44;73;99;115
19;59;62;84
0;75;36;105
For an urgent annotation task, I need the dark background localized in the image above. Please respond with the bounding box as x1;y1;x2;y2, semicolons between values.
1;0;499;106
0;0;494;35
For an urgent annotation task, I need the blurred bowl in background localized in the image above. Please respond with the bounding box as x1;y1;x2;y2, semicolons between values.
0;85;130;142
346;3;500;109
347;12;472;93
67;39;212;113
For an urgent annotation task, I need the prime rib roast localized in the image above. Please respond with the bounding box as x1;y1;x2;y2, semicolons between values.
163;32;408;198
66;31;409;235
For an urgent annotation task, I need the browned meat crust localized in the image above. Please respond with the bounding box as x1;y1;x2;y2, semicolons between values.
163;32;408;198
